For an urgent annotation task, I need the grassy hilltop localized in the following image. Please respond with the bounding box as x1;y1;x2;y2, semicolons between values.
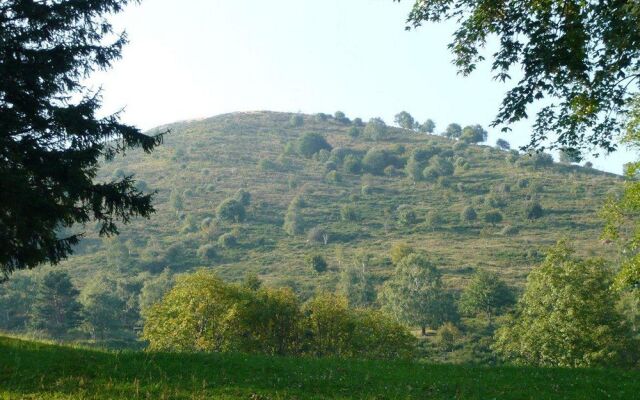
1;335;638;400
60;111;620;295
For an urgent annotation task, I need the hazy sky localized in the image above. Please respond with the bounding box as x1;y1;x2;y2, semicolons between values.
92;0;635;174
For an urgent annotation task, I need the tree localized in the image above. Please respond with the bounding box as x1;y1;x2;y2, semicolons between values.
334;111;349;124
460;125;488;143
420;119;436;134
216;198;246;222
401;1;640;152
0;0;163;279
30;271;82;336
139;268;174;313
493;241;634;367
0;273;36;331
394;111;415;130
459;270;515;325
484;210;503;226
381;254;458;335
80;275;128;340
559;148;582;164
363;118;388;141
296;132;332;158
339;263;375;308
461;206;477;223
443;123;462;139
496;139;511;150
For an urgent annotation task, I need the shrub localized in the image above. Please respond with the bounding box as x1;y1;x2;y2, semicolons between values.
304;293;416;359
315;148;331;163
434;322;462;351
340;204;358;221
425;210;444;229
334;111;349;124
437;176;452;188
362;148;389;175
142;270;303;355
289;114;304;127
404;157;424;181
234;189;251;206
361;185;373;196
258;158;279;171
216;198;246;222
485;194;508;209
525;201;544;220
283;142;296;155
325;170;342;183
218;233;237;248
484;210;504;225
324;160;337;172
306;254;328;273
517;178;530;188
315;113;329;122
297;132;332;158
307;226;329;244
390;243;415;265
290;195;306;208
453;141;468;151
197;244;217;261
500;225;519;236
348;126;361;139
384;165;399;176
283;208;303;235
342;154;361;173
352;117;364;127
461;206;477;222
397;205;417;226
363;117;388;141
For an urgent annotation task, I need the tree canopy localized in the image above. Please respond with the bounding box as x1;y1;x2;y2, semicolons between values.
400;0;640;153
0;0;162;279
493;241;633;367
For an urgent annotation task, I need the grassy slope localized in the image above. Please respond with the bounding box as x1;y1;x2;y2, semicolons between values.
2;336;638;400
59;111;621;295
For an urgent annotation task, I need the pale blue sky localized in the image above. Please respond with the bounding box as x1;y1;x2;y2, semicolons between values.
92;0;634;174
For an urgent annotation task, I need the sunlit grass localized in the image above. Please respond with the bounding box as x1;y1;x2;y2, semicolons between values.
2;335;638;399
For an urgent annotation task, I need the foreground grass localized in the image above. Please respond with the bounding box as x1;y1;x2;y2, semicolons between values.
1;336;638;399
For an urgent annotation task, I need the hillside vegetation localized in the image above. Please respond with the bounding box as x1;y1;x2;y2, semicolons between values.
1;111;626;356
61;111;619;292
1;335;638;400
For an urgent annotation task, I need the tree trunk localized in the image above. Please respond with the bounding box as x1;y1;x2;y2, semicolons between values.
421;326;427;336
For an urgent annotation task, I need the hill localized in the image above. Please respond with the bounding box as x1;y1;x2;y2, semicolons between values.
1;335;637;399
56;111;620;294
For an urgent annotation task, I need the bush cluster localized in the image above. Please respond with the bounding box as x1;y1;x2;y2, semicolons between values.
142;271;416;359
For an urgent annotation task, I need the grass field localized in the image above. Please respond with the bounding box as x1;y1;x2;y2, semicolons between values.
1;335;638;399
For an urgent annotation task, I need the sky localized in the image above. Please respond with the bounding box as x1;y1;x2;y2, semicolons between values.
91;0;635;174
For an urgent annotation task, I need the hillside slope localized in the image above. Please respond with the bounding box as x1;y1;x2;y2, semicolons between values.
60;111;620;294
1;335;637;399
